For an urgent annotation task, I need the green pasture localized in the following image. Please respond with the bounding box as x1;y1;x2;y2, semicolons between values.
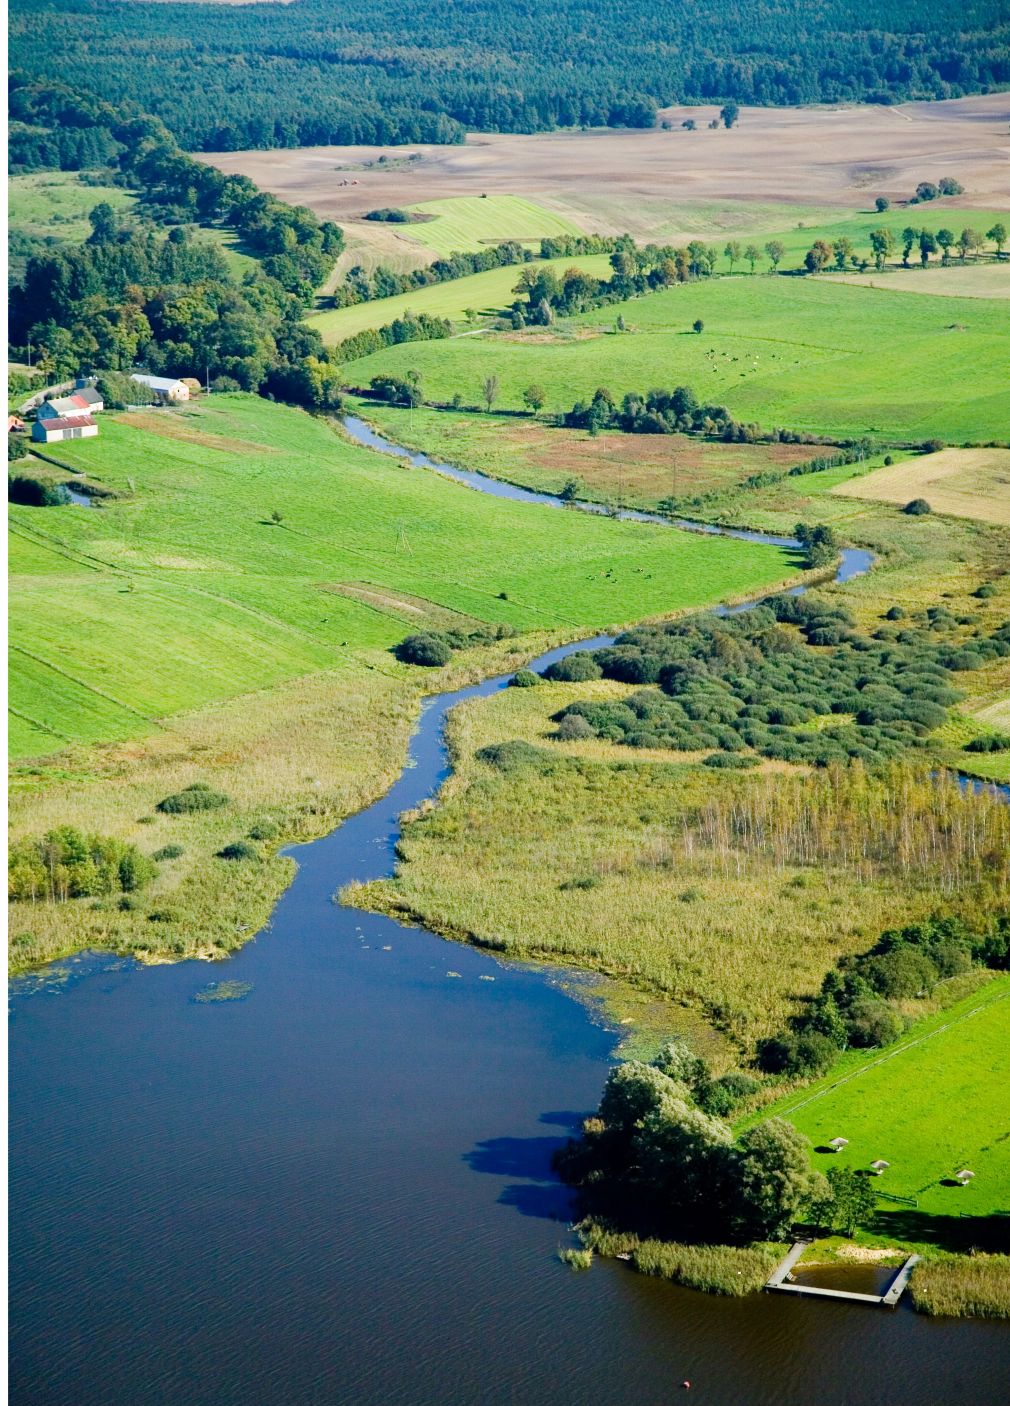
9;171;135;243
8;395;795;757
401;195;584;257
346;276;1010;442
308;253;615;344
753;978;1010;1231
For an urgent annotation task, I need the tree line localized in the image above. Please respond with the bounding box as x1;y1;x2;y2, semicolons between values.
11;0;1010;155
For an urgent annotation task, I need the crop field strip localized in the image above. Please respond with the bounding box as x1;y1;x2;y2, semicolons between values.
399;195;585;257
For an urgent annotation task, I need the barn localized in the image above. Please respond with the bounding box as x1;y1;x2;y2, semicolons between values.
130;374;190;403
32;415;98;444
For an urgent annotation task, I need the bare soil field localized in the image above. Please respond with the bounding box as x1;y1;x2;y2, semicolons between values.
199;95;1010;248
825;264;1010;299
832;447;1010;525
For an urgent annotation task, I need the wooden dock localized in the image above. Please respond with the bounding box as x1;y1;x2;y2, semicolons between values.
765;1243;921;1308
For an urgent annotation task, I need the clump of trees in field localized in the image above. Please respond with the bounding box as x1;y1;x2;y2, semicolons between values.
758;913;1010;1077
562;382;762;443
394;622;518;667
554;1039;831;1245
9;826;157;901
548;597;1010;767
8;474;71;507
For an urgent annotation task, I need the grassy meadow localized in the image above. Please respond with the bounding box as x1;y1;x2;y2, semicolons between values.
8;393;799;970
309;253;615;344
9;171;135;243
345;276;1010;443
751;978;1010;1229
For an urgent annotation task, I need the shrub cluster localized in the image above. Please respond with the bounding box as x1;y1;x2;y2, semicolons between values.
9;825;156;901
549;597;1008;768
757;914;1010;1077
564;383;753;442
156;782;230;814
393;622;518;667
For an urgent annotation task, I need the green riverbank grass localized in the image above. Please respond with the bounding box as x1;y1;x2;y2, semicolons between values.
344;276;1010;443
9;393;797;971
576;1220;780;1295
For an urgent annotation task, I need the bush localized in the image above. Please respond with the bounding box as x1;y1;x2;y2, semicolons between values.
904;498;932;515
975;583;997;599
965;733;1010;753
156;783;230;814
475;740;548;771
845;997;905;1048
556;713;596;741
153;843;184;861
703;751;759;769
509;669;540;688
542;652;603;682
8;474;71;507
248;818;280;840
216;841;259;861
757;1030;837;1077
394;632;453;667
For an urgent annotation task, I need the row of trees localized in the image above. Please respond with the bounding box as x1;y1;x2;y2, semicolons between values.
805;222;1007;273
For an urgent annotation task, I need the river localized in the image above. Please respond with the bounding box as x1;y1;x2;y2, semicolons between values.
9;420;1008;1406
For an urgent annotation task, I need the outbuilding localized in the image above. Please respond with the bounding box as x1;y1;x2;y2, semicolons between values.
32;415;98;444
130;374;190;403
37;393;95;420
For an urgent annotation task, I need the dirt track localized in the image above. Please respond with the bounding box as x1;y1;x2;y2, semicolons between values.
198;95;1010;236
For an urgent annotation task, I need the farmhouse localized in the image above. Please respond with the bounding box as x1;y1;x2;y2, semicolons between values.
37;392;96;420
130;373;190;403
32;415;98;444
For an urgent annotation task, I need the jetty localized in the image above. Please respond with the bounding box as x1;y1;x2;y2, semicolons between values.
765;1242;921;1307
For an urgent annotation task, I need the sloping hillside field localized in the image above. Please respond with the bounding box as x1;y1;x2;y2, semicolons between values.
8;395;795;758
346;277;1010;443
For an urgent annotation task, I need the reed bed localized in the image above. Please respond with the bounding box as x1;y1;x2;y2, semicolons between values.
911;1255;1010;1319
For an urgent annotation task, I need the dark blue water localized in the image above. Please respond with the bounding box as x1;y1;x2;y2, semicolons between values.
10;434;1008;1406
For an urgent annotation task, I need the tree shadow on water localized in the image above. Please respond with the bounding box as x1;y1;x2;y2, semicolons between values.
464;1128;578;1221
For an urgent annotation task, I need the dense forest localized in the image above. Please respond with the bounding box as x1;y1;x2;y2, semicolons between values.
10;0;1010;157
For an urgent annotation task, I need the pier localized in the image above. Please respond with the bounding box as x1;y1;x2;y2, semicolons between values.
765;1243;921;1307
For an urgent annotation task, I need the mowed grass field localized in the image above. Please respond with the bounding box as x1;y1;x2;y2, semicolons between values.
833;447;1010;525
344;276;1010;443
309;253;614;344
401;194;584;257
826;262;1010;300
8;395;796;759
753;979;1010;1229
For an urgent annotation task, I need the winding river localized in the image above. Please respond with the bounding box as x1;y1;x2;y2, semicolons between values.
10;421;1008;1406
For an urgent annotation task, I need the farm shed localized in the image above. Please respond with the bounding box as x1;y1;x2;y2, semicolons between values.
130;373;190;403
37;392;95;420
32;415;98;444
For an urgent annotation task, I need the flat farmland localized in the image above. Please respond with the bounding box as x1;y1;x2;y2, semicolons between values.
754;979;1010;1230
344;277;1010;443
833;447;1010;525
309;254;614;344
197;94;1010;236
826;262;1010;300
400;195;584;257
8;394;796;758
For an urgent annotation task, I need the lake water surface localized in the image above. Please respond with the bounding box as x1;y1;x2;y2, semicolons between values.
10;427;1008;1406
